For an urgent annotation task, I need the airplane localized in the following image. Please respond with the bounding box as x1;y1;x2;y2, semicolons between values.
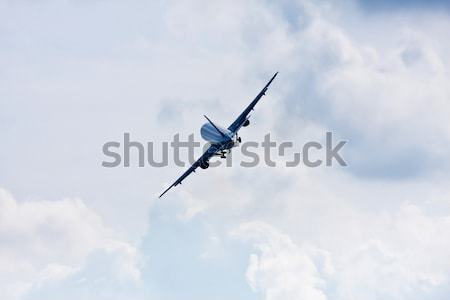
159;72;278;198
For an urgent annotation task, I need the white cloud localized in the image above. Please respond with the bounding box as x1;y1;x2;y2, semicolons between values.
0;188;141;300
230;200;450;300
232;221;329;300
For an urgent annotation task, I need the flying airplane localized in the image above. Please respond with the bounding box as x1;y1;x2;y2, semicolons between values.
159;72;278;197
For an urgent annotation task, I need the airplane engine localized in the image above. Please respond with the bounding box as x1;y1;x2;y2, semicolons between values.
243;119;250;127
200;161;209;169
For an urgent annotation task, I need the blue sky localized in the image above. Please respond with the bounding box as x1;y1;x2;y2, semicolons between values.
1;0;450;299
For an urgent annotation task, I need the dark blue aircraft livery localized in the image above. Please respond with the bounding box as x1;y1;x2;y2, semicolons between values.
159;72;278;197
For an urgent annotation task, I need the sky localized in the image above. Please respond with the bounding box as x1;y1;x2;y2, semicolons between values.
1;0;450;299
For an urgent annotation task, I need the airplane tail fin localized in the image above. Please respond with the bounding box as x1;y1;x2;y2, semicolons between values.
203;115;227;138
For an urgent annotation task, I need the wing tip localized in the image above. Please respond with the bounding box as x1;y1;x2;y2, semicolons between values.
266;72;278;87
159;184;173;198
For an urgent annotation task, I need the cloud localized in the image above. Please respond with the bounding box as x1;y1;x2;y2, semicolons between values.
232;221;329;300
229;201;450;300
0;188;141;300
330;202;450;300
256;0;450;179
1;0;450;299
357;0;450;12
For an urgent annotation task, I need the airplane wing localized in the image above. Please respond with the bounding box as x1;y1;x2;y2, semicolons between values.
227;72;278;133
159;144;219;198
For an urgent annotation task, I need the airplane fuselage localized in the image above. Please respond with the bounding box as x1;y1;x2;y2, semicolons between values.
200;122;238;150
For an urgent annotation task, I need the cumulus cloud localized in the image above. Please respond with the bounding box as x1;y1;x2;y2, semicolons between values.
0;188;141;300
230;203;450;300
260;0;450;179
332;203;450;300
232;221;329;300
